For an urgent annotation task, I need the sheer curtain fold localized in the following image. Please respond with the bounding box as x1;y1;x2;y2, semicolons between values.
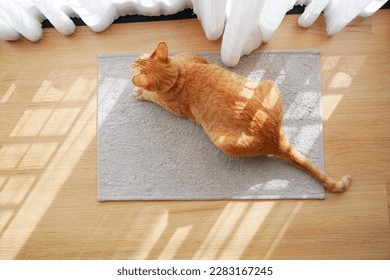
0;0;387;66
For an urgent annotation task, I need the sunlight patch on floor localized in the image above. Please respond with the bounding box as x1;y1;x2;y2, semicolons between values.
0;143;30;169
320;55;367;122
0;75;97;259
194;202;274;259
157;225;193;259
40;108;81;135
1;83;16;103
323;56;341;71
32;79;64;103
329;72;352;89
323;55;367;89
263;201;303;259
322;94;343;121
127;210;169;259
10;107;80;137
18;142;58;169
10;109;53;137
218;202;274;259
64;77;96;101
0;175;36;206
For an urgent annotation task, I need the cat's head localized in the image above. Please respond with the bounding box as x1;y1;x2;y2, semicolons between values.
132;42;178;92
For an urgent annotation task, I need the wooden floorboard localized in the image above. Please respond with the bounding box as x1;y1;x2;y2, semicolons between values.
0;11;389;259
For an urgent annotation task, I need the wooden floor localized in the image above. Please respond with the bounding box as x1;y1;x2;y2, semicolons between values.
0;11;389;260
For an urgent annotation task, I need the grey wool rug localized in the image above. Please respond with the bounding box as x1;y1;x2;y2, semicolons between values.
97;50;325;201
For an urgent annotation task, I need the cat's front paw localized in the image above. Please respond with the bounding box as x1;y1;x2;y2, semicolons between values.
133;87;146;100
133;87;143;99
133;88;156;102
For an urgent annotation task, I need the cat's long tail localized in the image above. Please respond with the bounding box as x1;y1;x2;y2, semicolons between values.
274;133;351;192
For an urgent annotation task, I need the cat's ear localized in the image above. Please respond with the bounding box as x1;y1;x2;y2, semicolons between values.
132;73;149;88
151;41;168;62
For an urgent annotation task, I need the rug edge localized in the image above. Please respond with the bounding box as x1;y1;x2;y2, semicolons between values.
97;50;325;202
97;193;326;201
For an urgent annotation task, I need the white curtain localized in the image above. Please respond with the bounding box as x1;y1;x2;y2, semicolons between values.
0;0;387;66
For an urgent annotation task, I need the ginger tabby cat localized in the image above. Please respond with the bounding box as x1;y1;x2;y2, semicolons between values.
131;42;351;192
